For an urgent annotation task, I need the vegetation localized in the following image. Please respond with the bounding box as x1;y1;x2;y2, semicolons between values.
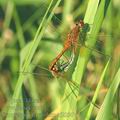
0;0;120;119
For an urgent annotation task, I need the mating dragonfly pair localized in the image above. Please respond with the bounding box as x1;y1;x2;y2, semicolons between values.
49;19;110;77
49;20;84;76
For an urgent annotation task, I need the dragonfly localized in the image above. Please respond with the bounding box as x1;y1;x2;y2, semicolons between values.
48;17;111;76
49;20;84;76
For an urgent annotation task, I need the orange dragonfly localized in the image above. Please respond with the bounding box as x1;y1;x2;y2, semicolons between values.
48;20;110;76
49;20;84;76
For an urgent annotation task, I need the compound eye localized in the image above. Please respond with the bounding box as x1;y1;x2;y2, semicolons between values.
79;20;84;27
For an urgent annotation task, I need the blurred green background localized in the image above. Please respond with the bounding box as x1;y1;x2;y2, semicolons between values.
0;0;120;120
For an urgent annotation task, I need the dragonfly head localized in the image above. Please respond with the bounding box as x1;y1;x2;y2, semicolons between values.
75;20;84;29
49;62;66;76
79;20;84;28
49;63;59;76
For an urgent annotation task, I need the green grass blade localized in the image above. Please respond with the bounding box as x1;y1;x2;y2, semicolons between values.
60;0;111;119
73;0;101;86
13;7;25;48
62;0;73;25
3;1;14;29
59;0;100;119
96;67;120;120
6;0;61;119
84;0;99;24
85;59;111;120
73;0;111;95
20;41;43;119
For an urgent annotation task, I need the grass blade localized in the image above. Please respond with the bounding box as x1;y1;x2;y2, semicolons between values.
6;0;61;119
96;67;120;120
84;0;99;24
59;0;100;119
60;0;111;119
85;59;111;120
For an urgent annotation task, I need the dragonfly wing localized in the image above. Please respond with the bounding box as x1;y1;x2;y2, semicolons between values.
77;39;111;59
